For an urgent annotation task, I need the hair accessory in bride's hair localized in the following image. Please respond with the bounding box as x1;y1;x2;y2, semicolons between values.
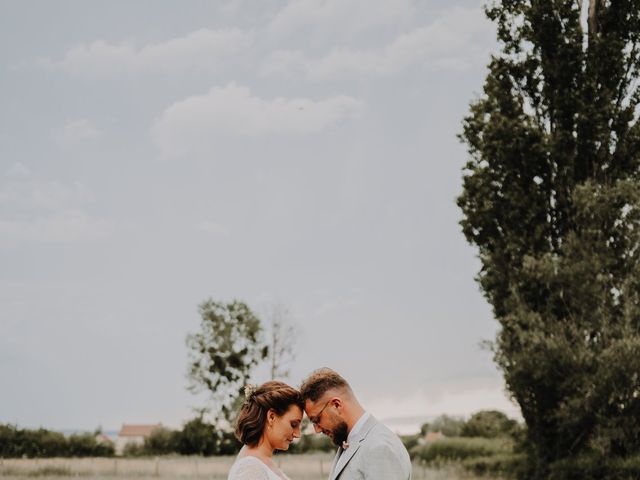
244;384;257;400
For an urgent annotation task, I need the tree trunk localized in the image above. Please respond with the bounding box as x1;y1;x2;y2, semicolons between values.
588;0;600;38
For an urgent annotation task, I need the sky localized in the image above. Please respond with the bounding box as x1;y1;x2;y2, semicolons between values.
0;0;520;434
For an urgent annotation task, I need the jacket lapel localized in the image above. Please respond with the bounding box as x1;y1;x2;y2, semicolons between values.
330;416;378;480
329;447;341;477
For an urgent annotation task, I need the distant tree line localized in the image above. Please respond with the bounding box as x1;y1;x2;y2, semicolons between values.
408;411;525;478
0;415;335;459
402;410;521;451
127;416;333;457
0;425;114;458
7;410;519;459
122;414;238;457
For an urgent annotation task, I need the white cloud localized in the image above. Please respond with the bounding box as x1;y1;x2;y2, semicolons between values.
152;83;362;158
268;0;413;39
0;179;94;212
55;119;101;146
196;220;230;236
0;178;111;248
40;28;253;76
0;210;114;247
4;163;31;178
369;380;521;434
262;6;494;80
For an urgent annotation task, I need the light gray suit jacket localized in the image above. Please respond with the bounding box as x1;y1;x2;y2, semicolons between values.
329;415;411;480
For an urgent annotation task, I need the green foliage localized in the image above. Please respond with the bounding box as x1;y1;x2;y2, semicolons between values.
186;299;268;422
142;427;179;455
215;430;242;456
411;437;513;464
424;415;466;437
67;433;113;457
0;424;114;458
122;442;145;457
400;433;422;454
175;416;217;456
462;453;526;477
461;410;519;438
458;0;640;477
548;455;640;480
120;418;240;457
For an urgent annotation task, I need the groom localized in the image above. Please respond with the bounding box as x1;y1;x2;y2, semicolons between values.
300;368;411;480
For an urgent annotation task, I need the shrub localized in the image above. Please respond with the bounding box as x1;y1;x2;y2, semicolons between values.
216;430;242;456
68;433;113;457
461;410;519;438
400;434;421;454
461;453;526;477
142;427;179;455
0;424;114;458
122;442;145;457
175;416;217;456
548;455;640;480
411;437;512;465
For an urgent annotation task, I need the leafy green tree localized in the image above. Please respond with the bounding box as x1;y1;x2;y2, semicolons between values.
175;415;217;456
0;425;113;458
217;430;242;456
186;299;268;422
67;433;106;457
461;410;518;438
143;427;179;455
458;0;640;477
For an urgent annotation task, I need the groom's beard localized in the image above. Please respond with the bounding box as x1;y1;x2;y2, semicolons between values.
331;421;349;447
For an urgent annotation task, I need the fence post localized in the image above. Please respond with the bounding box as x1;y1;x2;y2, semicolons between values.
154;457;159;477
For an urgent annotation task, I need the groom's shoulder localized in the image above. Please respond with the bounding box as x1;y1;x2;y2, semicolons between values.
365;418;407;450
359;419;411;473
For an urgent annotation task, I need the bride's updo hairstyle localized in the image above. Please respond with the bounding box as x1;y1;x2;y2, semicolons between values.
235;381;304;447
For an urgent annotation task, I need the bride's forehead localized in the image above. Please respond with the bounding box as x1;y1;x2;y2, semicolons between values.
283;403;303;416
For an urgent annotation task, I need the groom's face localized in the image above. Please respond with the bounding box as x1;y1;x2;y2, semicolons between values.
305;397;349;447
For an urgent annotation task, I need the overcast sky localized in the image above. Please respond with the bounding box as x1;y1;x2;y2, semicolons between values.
0;0;519;433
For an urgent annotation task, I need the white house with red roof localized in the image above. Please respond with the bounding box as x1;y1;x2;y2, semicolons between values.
115;424;161;455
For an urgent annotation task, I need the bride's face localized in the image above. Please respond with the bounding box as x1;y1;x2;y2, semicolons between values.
266;404;303;451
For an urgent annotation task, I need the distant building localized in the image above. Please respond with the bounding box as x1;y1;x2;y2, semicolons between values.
418;431;445;445
115;424;161;455
95;433;114;445
424;431;445;443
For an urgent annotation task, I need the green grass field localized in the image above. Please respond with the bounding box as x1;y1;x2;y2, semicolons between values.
0;455;501;480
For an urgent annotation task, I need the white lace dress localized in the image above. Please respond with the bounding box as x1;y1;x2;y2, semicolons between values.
227;455;291;480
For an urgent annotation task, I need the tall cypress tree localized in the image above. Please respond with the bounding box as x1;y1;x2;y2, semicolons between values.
458;1;640;477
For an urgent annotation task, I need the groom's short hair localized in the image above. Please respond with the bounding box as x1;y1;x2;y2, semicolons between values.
300;368;351;401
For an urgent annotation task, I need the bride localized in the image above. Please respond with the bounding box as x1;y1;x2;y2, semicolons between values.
228;381;304;480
